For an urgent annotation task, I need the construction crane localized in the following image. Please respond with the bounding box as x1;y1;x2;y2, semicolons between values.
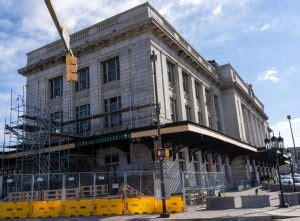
44;0;78;82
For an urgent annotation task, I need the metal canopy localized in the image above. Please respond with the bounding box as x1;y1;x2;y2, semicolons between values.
131;121;257;152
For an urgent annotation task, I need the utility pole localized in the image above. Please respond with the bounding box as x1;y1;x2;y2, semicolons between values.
287;115;297;160
150;50;169;218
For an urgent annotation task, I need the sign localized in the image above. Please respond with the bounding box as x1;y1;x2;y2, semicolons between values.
75;133;131;148
37;178;43;182
112;183;119;189
257;147;267;153
7;179;13;183
68;177;75;181
98;176;105;180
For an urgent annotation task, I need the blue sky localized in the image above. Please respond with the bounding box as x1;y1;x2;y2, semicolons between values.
0;0;299;146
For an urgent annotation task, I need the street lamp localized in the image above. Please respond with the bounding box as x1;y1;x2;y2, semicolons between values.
265;133;289;208
150;50;169;218
286;149;296;192
287;115;297;165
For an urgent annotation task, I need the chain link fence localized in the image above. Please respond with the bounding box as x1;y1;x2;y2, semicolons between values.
0;171;155;202
0;171;225;204
182;172;225;208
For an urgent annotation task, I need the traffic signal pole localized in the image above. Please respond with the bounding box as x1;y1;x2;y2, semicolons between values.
150;50;169;218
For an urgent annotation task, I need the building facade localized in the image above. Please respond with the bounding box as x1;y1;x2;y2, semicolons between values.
9;3;276;190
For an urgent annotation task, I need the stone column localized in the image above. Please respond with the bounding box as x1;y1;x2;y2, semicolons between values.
201;85;209;127
230;156;250;189
189;77;197;123
175;66;185;121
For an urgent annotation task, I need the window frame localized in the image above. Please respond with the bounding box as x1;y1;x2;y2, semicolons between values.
75;67;90;92
182;72;189;93
102;57;120;84
167;60;175;85
185;105;191;121
169;97;177;122
104;96;122;128
49;76;63;99
76;104;90;134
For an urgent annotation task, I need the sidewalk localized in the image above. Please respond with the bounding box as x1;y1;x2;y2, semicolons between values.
20;187;300;221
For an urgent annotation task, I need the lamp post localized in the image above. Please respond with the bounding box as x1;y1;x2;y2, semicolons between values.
265;133;289;208
286;149;296;192
150;50;169;218
287;115;297;168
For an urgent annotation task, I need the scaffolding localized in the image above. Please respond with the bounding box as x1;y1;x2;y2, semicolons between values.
1;90;72;175
1;89;156;175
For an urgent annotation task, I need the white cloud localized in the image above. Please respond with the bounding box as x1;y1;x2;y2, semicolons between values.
271;117;300;148
212;3;222;16
258;68;280;82
259;23;270;31
245;23;271;33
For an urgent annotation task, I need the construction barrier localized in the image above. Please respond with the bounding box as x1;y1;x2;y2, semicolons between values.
94;198;124;216
155;196;185;213
31;201;62;218
125;196;156;214
0;196;184;218
62;199;94;217
0;201;30;219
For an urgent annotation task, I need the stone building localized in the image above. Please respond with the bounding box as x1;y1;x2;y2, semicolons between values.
12;3;276;190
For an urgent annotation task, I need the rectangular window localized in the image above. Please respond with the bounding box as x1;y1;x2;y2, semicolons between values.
185;105;191;121
170;97;177;122
167;61;175;85
76;104;90;134
104;96;122;128
182;72;189;93
214;95;222;131
76;67;89;91
195;82;201;100
49;76;63;99
205;88;211;107
208;117;213;128
102;57;120;84
198;111;202;125
105;155;119;164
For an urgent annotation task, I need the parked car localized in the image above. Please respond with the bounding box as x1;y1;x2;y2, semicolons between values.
281;175;294;185
293;174;300;183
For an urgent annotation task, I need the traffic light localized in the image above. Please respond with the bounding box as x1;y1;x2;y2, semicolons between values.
66;52;78;82
157;148;165;158
157;147;173;159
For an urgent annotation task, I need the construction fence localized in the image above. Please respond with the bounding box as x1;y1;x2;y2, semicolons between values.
0;171;224;218
0;171;155;201
182;171;226;207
